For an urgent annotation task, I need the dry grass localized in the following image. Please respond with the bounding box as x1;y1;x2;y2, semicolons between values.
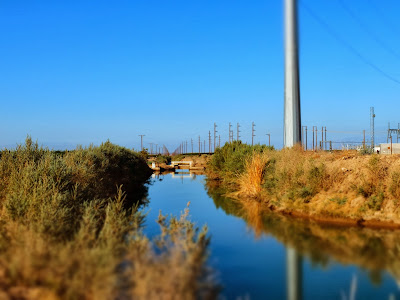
210;143;400;224
237;153;268;199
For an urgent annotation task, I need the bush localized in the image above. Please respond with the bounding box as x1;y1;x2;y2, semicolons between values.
155;155;171;164
208;141;273;181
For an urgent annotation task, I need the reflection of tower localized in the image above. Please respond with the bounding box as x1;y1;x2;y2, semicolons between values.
286;247;302;300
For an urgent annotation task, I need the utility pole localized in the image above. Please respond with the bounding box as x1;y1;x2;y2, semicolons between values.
139;135;145;151
237;123;241;141
302;126;307;150
229;122;232;143
209;131;212;154
219;135;221;148
284;0;301;148
266;133;271;146
252;122;256;146
191;139;193;153
312;126;316;151
321;127;324;150
198;136;201;155
214;123;218;152
371;107;375;150
363;130;366;149
149;143;153;155
155;144;158;155
204;140;206;153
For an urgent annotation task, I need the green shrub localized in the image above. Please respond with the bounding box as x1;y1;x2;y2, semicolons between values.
329;197;348;205
155;155;171;164
208;141;273;181
367;192;384;211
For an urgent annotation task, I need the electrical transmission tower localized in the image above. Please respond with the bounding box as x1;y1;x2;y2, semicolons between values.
139;135;145;151
237;123;241;141
284;0;301;147
214;123;218;152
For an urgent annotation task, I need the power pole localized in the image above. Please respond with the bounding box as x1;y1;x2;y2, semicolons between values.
321;127;324;150
214;123;218;152
204;140;206;153
139;135;145;151
363;130;366;149
209;131;212;154
302;126;307;150
252;122;256;146
198;136;201;155
371;107;375;149
237;123;241;141
266;133;271;146
191;139;193;153
229;122;232;143
284;0;301;148
155;144;158;154
186;141;188;154
219;135;221;148
149;143;153;155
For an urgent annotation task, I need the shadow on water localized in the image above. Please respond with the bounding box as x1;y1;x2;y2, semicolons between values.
205;180;400;298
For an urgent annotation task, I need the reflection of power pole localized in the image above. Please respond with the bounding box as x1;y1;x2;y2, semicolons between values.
214;123;218;152
284;0;301;148
266;133;271;146
252;122;256;146
286;247;302;300
139;135;145;151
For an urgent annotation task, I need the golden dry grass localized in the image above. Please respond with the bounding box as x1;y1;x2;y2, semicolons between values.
212;144;400;224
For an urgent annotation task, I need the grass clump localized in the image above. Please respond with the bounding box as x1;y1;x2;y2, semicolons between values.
0;137;218;299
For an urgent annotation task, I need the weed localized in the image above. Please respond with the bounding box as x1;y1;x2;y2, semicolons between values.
329;197;348;205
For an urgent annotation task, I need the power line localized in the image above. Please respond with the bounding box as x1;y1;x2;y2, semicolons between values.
337;0;400;61
300;0;400;85
366;0;400;37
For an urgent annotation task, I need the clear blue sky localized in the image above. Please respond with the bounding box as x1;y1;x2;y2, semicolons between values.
1;0;399;151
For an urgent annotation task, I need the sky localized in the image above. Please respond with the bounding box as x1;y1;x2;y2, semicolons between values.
1;0;400;151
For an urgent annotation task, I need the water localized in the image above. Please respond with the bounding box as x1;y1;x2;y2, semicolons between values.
144;171;400;300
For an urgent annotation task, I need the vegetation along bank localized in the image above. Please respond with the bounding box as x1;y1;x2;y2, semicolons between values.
206;141;400;227
0;137;217;300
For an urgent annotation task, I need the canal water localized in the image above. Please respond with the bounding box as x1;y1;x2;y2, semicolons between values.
144;171;400;300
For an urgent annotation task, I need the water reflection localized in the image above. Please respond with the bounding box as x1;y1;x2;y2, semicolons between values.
205;181;400;298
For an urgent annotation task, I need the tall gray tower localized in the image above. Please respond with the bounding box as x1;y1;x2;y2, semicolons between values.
284;0;301;147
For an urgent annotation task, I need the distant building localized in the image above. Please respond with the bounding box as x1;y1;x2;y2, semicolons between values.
379;143;400;155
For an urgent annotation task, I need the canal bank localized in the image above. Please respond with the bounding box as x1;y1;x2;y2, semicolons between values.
145;170;400;300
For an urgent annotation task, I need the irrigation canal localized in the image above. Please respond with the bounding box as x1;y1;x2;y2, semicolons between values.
144;170;400;300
